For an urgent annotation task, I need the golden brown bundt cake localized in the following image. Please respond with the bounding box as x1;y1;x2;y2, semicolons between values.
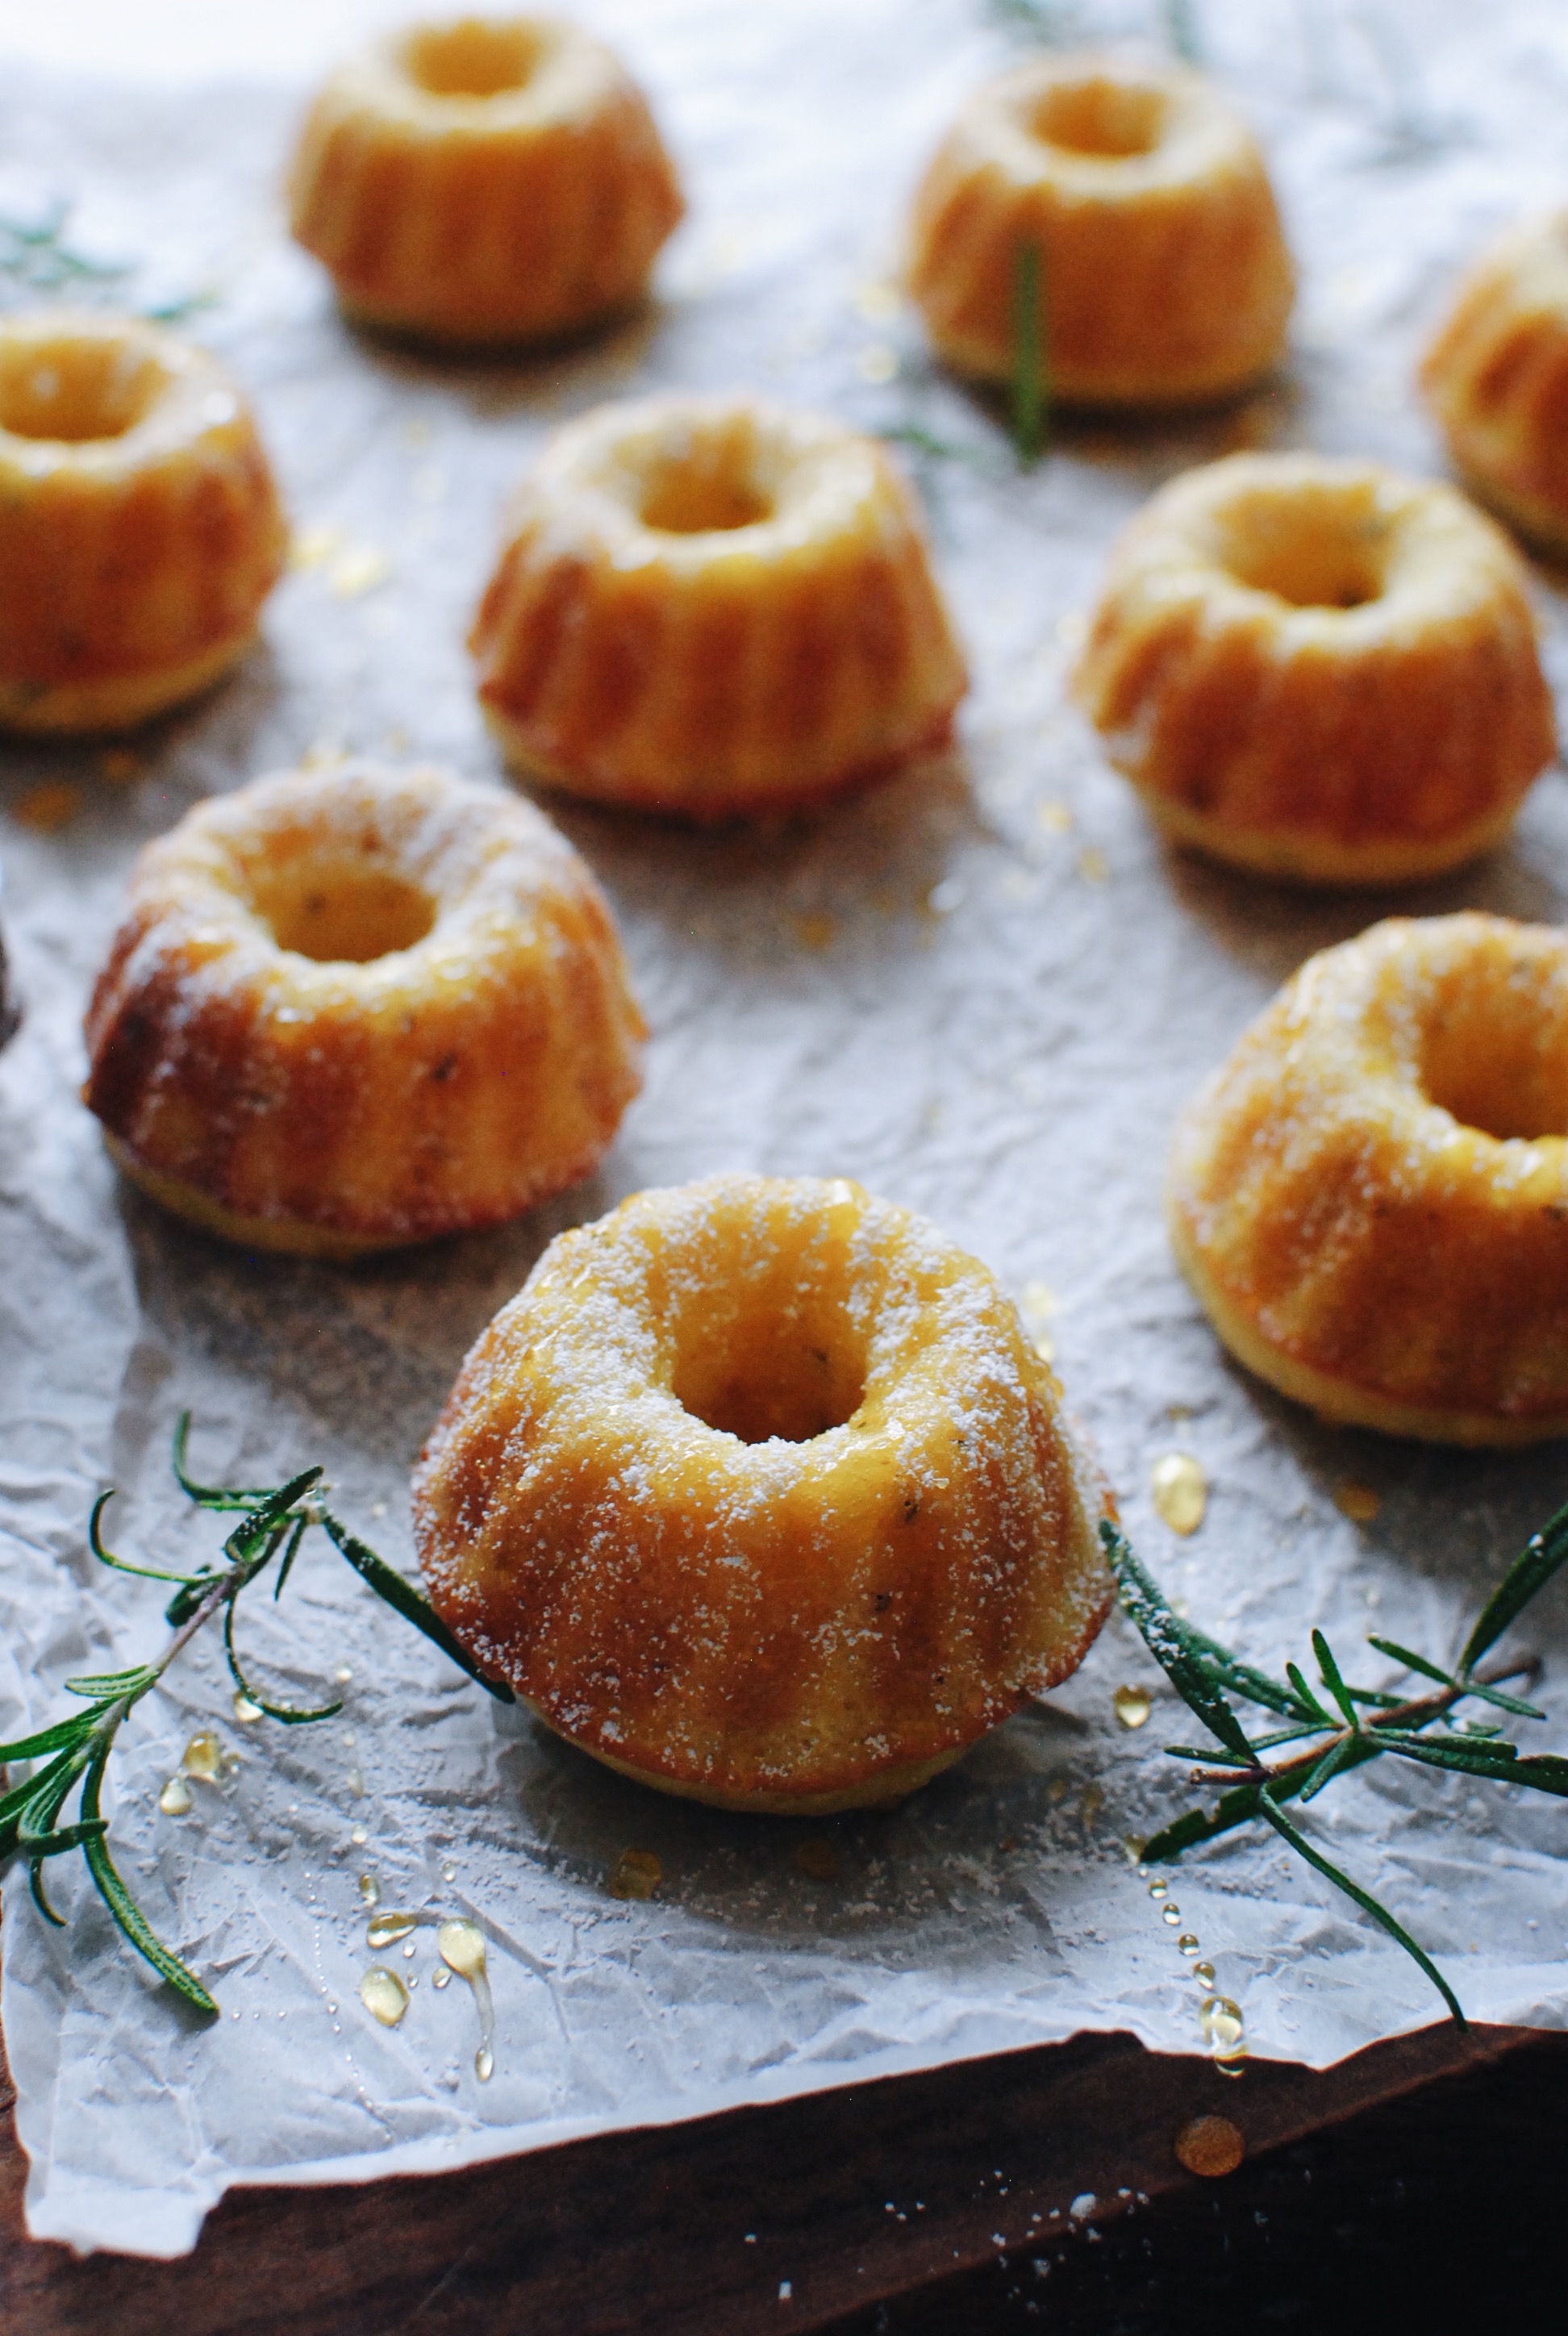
287;14;683;346
1170;914;1568;1445
470;392;968;819
83;761;645;1258
413;1173;1112;1811
1420;208;1568;558
0;311;285;735
1071;452;1556;884
906;50;1293;407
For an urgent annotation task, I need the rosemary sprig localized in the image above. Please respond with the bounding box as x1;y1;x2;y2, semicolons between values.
0;199;217;324
0;202;127;303
0;1417;511;2013
1107;1504;1568;2026
1010;240;1049;465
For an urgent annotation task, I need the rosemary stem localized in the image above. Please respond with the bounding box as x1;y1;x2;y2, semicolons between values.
1186;1658;1535;1788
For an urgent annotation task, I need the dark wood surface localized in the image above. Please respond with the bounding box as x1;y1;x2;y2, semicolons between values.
1;2006;1558;2334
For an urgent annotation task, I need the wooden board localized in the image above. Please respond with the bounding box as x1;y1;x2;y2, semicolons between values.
0;2009;1553;2333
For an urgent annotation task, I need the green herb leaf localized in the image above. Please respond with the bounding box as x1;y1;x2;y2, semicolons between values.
170;1412;283;1511
1181;1623;1303;1718
90;1491;208;1588
1366;1634;1453;1688
1106;1522;1258;1766
1461;1503;1568;1675
272;1512;309;1604
1285;1661;1333;1725
222;1600;342;1728
0;1713;100;1762
79;1748;218;2015
1312;1630;1361;1732
1457;1679;1548;1721
1256;1790;1466;2028
316;1508;515;1704
63;1666;156;1703
1298;1733;1361;1804
1369;1731;1568;1796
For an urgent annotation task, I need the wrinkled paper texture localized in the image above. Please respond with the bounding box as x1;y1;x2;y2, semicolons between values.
1;0;1566;2261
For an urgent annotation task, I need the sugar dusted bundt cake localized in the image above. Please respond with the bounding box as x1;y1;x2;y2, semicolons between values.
1072;452;1555;884
470;393;968;819
0;311;285;736
1420;208;1568;558
907;51;1294;407
287;14;684;346
1170;914;1568;1446
414;1173;1112;1811
84;762;645;1258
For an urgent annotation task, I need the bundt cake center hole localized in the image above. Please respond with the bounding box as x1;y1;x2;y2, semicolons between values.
672;1295;867;1445
1420;991;1568;1141
0;340;163;444
254;863;437;963
1216;500;1386;610
639;453;774;536
1028;80;1166;159
403;21;545;98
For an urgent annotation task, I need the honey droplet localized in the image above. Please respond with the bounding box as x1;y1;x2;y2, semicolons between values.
15;780;82;832
158;1776;193;1816
358;1873;381;1907
1174;2113;1245;2179
438;1921;495;2083
790;911;838;953
350;1825;369;1846
609;1849;662;1902
795;1838;840;1883
1114;1684;1152;1730
1162;1904;1182;1925
1335;1480;1381;1525
432;1966;452;1990
359;1967;409;2027
1192;1961;1216;1988
231;1689;263;1725
1147;1879;1168;1900
368;1910;420;1950
181;1731;223;1782
1199;1995;1247;2068
436;1920;486;1982
1177;1934;1200;1955
1151;1453;1207;1536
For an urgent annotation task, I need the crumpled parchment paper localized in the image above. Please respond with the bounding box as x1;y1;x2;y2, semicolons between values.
1;0;1566;2263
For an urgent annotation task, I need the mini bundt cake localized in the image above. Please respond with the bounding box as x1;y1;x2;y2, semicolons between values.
287;14;684;346
0;311;285;735
1420;208;1568;558
1170;914;1568;1446
470;393;968;819
907;51;1293;407
414;1174;1112;1811
84;762;645;1258
1071;452;1555;884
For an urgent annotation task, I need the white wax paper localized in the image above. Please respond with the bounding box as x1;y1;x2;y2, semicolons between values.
2;0;1567;2263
